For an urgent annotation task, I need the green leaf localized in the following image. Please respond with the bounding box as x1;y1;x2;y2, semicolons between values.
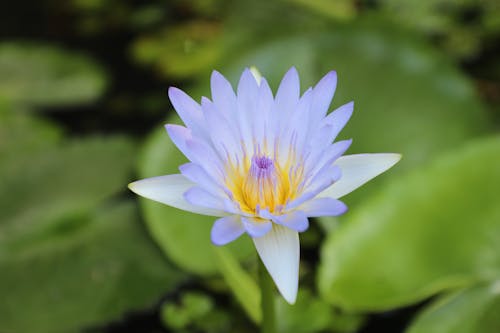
131;21;222;78
0;42;107;107
407;282;500;333
0;202;184;333
0;136;135;256
213;246;261;324
275;289;365;333
276;289;332;333
137;117;254;275
318;136;500;310
0;109;62;165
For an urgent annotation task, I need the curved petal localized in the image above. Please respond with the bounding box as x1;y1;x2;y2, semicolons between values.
211;215;245;246
168;87;205;135
128;174;226;217
310;70;337;128
253;224;300;304
273;211;309;232
322;101;354;143
320;153;402;199
300;197;348;217
241;217;272;238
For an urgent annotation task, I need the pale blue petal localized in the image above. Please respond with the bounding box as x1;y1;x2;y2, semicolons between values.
287;165;341;210
165;124;195;161
317;101;353;148
300;197;347;217
168;87;205;136
305;139;352;178
241;216;273;238
236;69;258;154
211;70;237;119
211;215;245;245
273;211;309;232
201;97;241;160
179;162;226;197
274;67;300;132
310;71;337;128
166;124;224;180
184;186;226;211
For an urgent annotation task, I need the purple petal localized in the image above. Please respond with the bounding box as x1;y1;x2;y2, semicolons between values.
168;87;204;134
241;217;273;238
211;215;245;245
275;67;300;118
211;70;237;118
301;197;348;217
201;97;241;159
287;165;341;210
179;162;225;197
321;101;354;143
310;71;337;128
273;211;309;232
306;139;352;178
184;186;226;211
165;124;195;160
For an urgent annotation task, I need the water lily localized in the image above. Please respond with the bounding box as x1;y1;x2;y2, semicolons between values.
129;67;400;304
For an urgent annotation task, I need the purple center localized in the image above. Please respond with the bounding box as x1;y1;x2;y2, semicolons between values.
254;156;273;170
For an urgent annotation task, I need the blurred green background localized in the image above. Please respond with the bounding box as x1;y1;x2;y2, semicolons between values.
1;0;499;332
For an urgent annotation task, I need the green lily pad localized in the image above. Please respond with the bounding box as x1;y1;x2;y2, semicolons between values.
0;202;184;333
0;42;107;107
407;282;500;333
137;117;254;275
0;136;135;257
318;136;500;310
0;109;62;165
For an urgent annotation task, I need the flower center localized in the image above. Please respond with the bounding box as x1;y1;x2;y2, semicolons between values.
226;153;300;215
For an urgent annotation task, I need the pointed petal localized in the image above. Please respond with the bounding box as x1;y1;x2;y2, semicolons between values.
301;197;348;217
320;153;402;199
241;217;272;238
310;71;337;128
211;215;245;245
273;210;309;232
275;67;300;114
168;87;204;134
253;225;300;304
322;101;354;143
128;174;226;216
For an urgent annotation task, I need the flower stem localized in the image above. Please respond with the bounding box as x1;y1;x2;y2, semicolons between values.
259;259;276;333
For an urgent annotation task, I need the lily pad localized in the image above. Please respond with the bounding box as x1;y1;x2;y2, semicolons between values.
318;136;500;310
0;42;107;107
0;136;135;257
407;282;500;333
0;203;184;333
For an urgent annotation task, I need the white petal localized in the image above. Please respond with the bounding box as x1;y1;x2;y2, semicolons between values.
319;153;401;199
253;224;300;304
128;174;227;217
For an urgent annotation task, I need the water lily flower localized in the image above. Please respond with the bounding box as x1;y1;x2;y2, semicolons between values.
129;67;400;304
